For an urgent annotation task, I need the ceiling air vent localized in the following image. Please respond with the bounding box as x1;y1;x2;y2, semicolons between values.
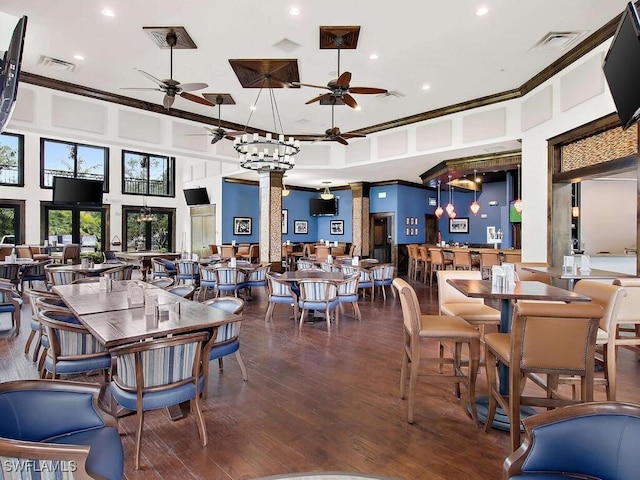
531;31;585;50
37;55;77;73
273;38;301;53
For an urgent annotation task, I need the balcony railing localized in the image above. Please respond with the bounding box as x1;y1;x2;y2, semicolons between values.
43;169;104;187
0;165;20;184
123;177;172;196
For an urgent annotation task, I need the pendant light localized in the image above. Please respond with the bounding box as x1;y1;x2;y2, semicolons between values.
513;164;523;214
282;174;290;197
445;175;455;216
470;169;480;215
572;183;579;217
434;180;444;219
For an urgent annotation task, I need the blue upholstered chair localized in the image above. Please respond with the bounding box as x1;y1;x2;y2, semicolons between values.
19;259;52;293
202;297;247;397
148;277;174;289
213;266;247;299
198;265;217;301
245;263;271;297
108;331;209;469
297;279;339;331
102;264;134;281
151;257;176;279
371;263;396;301
265;272;298;322
175;259;200;285
0;379;124;480
45;264;77;288
341;265;374;301
0;278;22;337
504;401;640;480
24;290;65;363
38;309;111;380
337;272;361;321
165;284;195;300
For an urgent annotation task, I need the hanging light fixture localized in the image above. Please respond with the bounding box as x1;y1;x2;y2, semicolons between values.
234;74;300;172
282;174;290;197
445;175;455;216
434;180;444;219
137;198;155;222
320;181;334;200
572;183;579;217
513;164;523;213
470;169;480;215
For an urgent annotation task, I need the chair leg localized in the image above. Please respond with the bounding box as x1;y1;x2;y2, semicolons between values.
299;309;307;329
353;301;361;321
604;343;616;401
325;306;331;332
24;329;36;357
235;351;248;381
407;349;419;424
264;302;275;322
467;339;480;427
191;395;208;446
484;348;498;434
134;409;144;470
400;347;409;400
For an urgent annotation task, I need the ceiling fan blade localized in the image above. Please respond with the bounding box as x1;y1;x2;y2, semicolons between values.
335;136;349;146
137;69;167;88
180;92;216;107
210;137;222;145
163;94;175;109
225;131;245;137
120;87;163;91
305;93;332;105
178;82;208;92
341;133;367;139
335;71;352;88
342;94;358;109
349;87;388;95
292;82;331;90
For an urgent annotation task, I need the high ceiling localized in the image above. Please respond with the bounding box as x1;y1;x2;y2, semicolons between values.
0;1;629;189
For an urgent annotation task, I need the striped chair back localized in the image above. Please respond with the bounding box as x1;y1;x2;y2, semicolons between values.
103;264;134;281
298;279;339;303
338;272;359;296
45;265;77;286
267;272;295;298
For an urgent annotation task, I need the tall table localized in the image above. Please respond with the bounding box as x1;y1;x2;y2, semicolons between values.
520;265;634;290
446;279;591;430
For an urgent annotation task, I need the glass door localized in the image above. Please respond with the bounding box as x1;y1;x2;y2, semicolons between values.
124;207;174;252
0;202;23;244
43;205;106;250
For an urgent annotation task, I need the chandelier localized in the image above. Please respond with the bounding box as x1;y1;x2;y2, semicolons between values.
138;198;155;222
235;74;300;172
320;181;334;200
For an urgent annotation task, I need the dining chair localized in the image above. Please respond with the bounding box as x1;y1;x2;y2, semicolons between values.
166;284;196;300
148;277;175;289
108;331;209;469
61;244;81;265
320;262;342;272
341;265;374;301
502;251;522;264
393;278;481;425
0;279;22;337
151;257;176;279
428;247;453;285
371;263;396;301
453;249;473;270
202;297;247;396
102;264;134;281
245;263;271;296
102;250;120;263
198;265;217;301
513;262;552;284
416;246;430;284
265;272;299;322
220;245;236;259
484;302;603;452
296;259;315;270
213;266;247;299
337;272;361;321
297;279;340;331
314;245;330;263
44;264;78;288
611;277;640;358
15;245;32;259
175;259;200;285
24;289;64;363
406;244;419;280
0;263;21;290
479;251;501;280
38;308;112;381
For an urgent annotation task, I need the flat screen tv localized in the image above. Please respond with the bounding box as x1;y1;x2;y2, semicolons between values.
52;176;104;206
309;197;338;216
0;16;27;133
183;187;210;205
603;2;640;129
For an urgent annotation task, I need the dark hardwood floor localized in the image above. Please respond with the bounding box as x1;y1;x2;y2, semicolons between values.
1;275;639;480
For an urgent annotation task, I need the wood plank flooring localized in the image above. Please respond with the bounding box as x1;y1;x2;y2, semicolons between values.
1;276;639;480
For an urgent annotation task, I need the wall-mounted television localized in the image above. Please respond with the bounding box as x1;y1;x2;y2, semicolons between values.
52;176;104;206
309;197;338;216
183;187;210;205
603;2;640;129
0;15;27;133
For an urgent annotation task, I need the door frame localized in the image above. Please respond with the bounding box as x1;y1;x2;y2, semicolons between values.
369;212;395;267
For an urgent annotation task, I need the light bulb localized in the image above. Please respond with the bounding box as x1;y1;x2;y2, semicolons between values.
470;201;480;215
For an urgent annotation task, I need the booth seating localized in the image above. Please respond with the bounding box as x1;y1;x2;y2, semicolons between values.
0;379;124;480
504;401;640;480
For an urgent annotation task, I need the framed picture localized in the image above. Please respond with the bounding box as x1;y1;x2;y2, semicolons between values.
449;217;469;234
282;209;288;234
330;220;344;235
294;220;308;234
233;217;252;235
487;226;497;243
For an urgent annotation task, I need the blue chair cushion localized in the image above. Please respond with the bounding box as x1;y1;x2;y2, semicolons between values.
208;339;239;361
338;294;359;303
48;427;124;480
299;299;339;310
509;475;581;479
0;304;15;313
110;376;205;412
270;295;295;304
45;354;111;375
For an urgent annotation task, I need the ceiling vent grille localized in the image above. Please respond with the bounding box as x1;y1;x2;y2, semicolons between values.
531;31;585;50
37;55;77;73
273;38;301;53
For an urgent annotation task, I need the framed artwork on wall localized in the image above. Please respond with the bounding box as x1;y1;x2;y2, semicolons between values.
234;217;252;235
449;217;469;234
487;226;497;243
330;220;344;235
294;220;308;234
282;209;288;234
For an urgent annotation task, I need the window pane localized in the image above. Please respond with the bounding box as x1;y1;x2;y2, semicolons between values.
123;152;148;194
0;133;23;185
76;146;106;181
42;139;107;188
122;150;174;197
126;211;146;251
47;209;73;245
0;207;17;244
149;155;169;195
80;210;102;252
151;213;170;251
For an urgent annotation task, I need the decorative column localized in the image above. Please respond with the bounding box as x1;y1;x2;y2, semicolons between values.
258;169;284;271
350;182;371;257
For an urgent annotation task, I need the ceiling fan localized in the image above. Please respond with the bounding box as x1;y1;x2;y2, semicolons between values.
292;34;388;109
307;102;366;145
187;95;245;144
122;31;214;110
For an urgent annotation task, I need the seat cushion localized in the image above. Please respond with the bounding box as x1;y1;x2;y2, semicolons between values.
441;303;501;323
419;315;480;340
48;426;124;480
485;332;511;361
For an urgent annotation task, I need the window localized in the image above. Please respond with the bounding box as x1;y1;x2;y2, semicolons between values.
0;133;24;186
42;204;108;252
40;138;109;189
122;151;175;197
0;200;25;244
123;206;174;252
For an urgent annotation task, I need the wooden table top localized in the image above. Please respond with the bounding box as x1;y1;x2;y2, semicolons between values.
77;298;238;349
520;265;635;281
115;252;180;260
446;279;591;303
52;262;125;274
281;271;344;281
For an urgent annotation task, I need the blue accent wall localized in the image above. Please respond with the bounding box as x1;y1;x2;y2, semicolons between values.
221;181;260;244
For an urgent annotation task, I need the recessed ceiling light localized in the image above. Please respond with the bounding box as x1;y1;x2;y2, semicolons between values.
355;106;362;111
476;6;489;16
73;54;85;61
101;9;115;17
250;105;257;111
369;53;378;60
289;7;300;15
422;84;431;90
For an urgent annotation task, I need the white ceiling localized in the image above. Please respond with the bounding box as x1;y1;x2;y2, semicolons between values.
0;1;629;189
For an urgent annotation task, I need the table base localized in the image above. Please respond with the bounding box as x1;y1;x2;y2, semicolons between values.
470;395;537;432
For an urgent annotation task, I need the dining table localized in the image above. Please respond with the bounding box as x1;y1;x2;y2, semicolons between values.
52;262;127;277
114;251;181;281
281;270;345;282
520;265;635;290
445;279;591;430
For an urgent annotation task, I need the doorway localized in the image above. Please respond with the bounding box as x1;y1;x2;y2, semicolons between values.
370;213;394;264
424;213;438;244
190;205;216;257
